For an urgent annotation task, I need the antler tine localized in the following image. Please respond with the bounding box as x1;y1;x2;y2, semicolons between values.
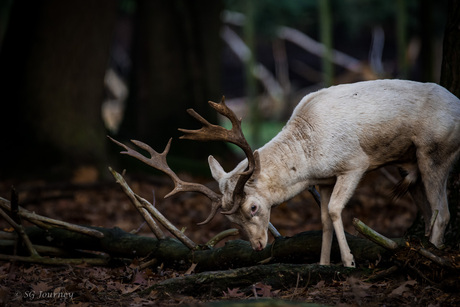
196;199;221;225
108;136;176;181
108;136;223;225
221;150;261;215
179;97;255;177
180;97;243;146
178;97;259;216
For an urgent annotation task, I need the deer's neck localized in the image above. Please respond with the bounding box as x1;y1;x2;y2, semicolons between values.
257;123;325;206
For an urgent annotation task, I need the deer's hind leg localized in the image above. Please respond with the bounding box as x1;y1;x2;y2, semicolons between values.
416;148;457;247
408;180;434;236
397;163;433;236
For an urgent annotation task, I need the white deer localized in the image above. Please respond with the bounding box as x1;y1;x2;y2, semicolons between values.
112;79;460;268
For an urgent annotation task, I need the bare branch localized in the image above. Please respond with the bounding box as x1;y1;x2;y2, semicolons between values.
308;186;321;207
109;167;165;239
0;197;104;238
0;253;109;266
0;207;39;257
417;247;454;268
135;194;197;250
108;167;197;249
268;223;281;238
352;218;398;250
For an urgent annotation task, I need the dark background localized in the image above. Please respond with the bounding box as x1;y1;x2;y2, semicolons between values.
0;0;455;181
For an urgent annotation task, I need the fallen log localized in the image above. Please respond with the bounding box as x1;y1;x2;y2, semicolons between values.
11;226;395;271
147;263;356;297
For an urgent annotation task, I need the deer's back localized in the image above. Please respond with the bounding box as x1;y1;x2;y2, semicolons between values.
287;79;460;171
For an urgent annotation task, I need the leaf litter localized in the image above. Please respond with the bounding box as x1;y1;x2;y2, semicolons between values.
1;171;460;306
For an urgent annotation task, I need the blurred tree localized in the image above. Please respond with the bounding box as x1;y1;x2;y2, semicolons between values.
441;0;460;97
440;0;460;245
119;0;223;163
225;0;316;39
243;0;260;147
419;0;435;82
0;0;14;50
395;0;408;78
318;0;333;86
0;0;117;179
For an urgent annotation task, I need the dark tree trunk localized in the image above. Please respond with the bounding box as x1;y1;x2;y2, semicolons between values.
440;0;460;243
440;0;460;97
0;0;116;179
419;0;435;82
119;0;224;162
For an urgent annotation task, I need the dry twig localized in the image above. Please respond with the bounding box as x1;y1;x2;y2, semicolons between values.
0;197;104;238
109;167;165;239
0;207;39;257
353;218;398;250
109;167;197;250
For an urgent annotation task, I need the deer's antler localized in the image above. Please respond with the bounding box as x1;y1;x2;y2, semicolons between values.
178;96;260;215
108;136;222;225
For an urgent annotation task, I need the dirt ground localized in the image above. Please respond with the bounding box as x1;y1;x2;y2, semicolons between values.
1;166;459;306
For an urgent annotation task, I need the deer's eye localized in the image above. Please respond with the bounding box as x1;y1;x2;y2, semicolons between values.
250;204;258;216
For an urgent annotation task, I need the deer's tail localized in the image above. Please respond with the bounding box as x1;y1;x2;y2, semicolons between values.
391;165;418;201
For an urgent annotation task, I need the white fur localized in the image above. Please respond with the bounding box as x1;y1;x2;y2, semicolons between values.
210;79;460;267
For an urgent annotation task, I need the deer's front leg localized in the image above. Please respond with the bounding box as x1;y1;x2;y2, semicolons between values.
328;171;365;268
319;185;334;265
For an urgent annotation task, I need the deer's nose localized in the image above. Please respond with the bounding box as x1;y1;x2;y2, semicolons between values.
254;241;263;251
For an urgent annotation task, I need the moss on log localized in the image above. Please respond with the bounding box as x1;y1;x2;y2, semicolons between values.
22;226;396;271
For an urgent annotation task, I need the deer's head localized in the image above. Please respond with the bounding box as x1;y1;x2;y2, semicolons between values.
207;151;271;250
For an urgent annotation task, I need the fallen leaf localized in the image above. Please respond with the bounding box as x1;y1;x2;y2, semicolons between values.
223;288;244;298
389;280;417;297
254;282;273;297
121;284;140;294
132;271;148;285
31;281;53;293
184;263;197;275
347;276;372;304
315;280;325;288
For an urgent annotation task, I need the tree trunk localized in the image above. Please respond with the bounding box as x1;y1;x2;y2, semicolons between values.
440;0;460;97
0;0;117;179
419;0;435;82
395;0;408;78
440;0;460;244
318;0;334;86
120;0;224;162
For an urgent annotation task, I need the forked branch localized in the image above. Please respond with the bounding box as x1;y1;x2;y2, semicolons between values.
109;167;196;249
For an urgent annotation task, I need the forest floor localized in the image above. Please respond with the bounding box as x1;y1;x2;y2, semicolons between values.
1;166;459;306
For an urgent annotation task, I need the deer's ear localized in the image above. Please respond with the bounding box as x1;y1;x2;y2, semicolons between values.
208;155;226;182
